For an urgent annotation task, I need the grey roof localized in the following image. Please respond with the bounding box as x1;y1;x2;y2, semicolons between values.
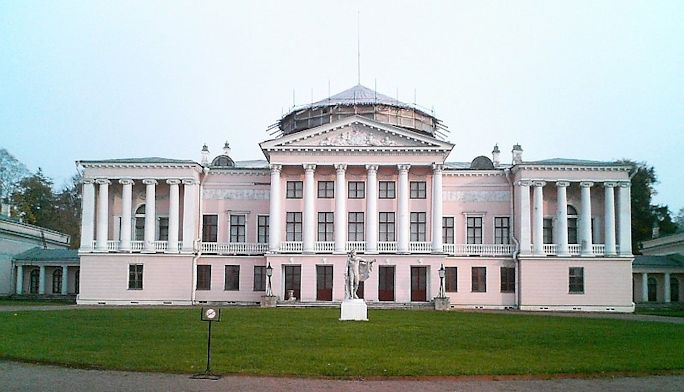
524;158;629;167
233;160;269;169
633;254;684;268
79;157;198;165
444;162;510;170
13;247;79;262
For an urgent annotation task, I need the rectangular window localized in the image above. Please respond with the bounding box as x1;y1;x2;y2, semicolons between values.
128;264;143;290
230;214;246;243
348;212;364;241
158;217;169;241
410;181;427;199
317;181;334;198
257;215;269;244
568;218;578;244
379;212;396;241
196;265;211;290
569;267;584;293
286;212;302;241
202;215;218;242
543;218;553;244
225;265;240;291
410;212;427;241
135;217;145;241
286;181;303;199
317;212;334;241
379;181;396;199
494;217;510;245
442;217;455;244
348;181;365;199
467;217;483;244
500;267;515;292
472;266;486;292
445;267;458;292
253;266;266;291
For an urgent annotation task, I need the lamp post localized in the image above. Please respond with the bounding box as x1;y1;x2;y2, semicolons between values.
266;262;273;297
438;263;446;298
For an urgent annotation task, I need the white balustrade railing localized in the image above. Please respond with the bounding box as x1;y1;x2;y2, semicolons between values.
315;241;335;252
449;244;514;256
279;241;303;253
568;244;581;255
345;241;366;252
543;244;558;256
200;242;267;255
377;242;397;252
131;241;144;251
409;242;432;253
592;244;605;255
106;240;120;251
443;243;455;254
153;241;168;252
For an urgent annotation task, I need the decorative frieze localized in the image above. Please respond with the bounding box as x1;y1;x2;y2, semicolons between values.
203;189;270;200
443;190;511;202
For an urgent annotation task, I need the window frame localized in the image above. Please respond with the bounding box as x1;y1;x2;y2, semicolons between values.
378;212;396;242
569;267;584;294
348;212;365;241
442;216;455;245
230;214;247;243
494;216;510;245
202;214;218;243
467;216;483;245
157;216;169;241
348;181;365;199
52;268;63;294
224;265;240;291
445;266;458;292
317;212;334;241
253;265;266;291
196;264;211;290
378;181;396;199
543;218;553;244
410;212;427;242
500;266;515;293
317;181;334;198
410;181;427;199
257;215;269;244
286;181;303;199
128;264;143;290
471;266;487;293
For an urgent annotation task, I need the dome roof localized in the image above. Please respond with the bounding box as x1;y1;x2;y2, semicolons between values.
210;155;235;168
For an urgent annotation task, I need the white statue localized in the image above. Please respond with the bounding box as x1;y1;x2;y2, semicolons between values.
345;250;375;300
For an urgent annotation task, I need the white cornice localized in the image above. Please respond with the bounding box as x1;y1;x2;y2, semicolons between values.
514;165;630;172
443;170;506;177
80;163;200;170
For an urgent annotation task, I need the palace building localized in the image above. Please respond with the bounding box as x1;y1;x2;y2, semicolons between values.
74;84;635;311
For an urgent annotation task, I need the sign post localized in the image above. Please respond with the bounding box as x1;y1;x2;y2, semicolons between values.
191;307;221;380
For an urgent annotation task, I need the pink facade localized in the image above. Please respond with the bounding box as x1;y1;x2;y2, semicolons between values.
77;85;635;312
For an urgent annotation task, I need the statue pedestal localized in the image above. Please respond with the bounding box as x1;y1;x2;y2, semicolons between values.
434;297;450;311
260;295;277;308
340;299;368;321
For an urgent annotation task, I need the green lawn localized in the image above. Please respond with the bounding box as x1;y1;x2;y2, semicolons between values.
0;298;75;306
0;308;683;377
636;308;684;318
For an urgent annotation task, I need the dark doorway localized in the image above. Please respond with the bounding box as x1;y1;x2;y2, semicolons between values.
411;266;427;301
378;266;395;301
316;265;333;301
357;280;365;299
284;265;301;300
648;277;657;302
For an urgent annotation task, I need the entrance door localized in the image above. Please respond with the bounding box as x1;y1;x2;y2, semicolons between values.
378;266;395;301
316;265;333;301
411;266;427;302
284;266;301;300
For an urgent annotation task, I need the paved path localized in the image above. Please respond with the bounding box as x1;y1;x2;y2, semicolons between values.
2;361;684;392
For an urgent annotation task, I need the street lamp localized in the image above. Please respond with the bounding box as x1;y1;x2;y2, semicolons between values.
266;262;273;297
438;263;446;298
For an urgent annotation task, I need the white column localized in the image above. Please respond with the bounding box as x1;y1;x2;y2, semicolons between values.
334;164;347;254
80;179;96;252
15;265;23;294
431;164;443;253
603;182;617;256
579;181;594;257
642;272;649;302
365;165;378;254
532;181;546;255
268;165;282;252
167;179;180;253
38;266;46;295
119;179;133;252
95;179;110;252
664;273;671;303
143;179;157;253
182;179;198;253
618;182;632;256
61;265;68;295
556;181;570;257
303;164;316;253
518;181;532;256
397;164;411;253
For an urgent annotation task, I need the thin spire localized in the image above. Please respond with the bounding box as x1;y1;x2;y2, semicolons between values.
357;10;361;85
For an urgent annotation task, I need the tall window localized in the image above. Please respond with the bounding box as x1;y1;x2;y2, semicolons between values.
52;269;63;294
500;267;515;292
467;217;483;244
257;215;269;244
286;212;302;241
568;205;578;244
253;266;266;291
348;181;365;199
410;181;426;199
410;212;426;241
196;265;211;290
158;217;169;241
135;204;145;241
379;181;395;199
494;217;510;244
29;269;39;294
472;267;486;292
543;218;553;244
286;181;303;199
445;267;458;292
569;267;584;293
202;215;218;242
442;217;455;244
225;265;240;291
317;212;334;241
348;212;364;241
317;181;334;198
379;212;396;241
128;264;143;290
230;215;246;243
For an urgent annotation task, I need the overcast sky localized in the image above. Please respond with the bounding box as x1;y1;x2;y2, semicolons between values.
1;1;683;212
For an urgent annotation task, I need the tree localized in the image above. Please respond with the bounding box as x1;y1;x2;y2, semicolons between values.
674;207;684;233
10;168;58;226
53;174;82;249
0;148;30;203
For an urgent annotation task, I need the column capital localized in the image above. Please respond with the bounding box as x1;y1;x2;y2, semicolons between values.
432;163;443;172
95;178;111;185
270;164;282;173
334;164;347;172
118;178;134;185
82;178;96;185
619;181;631;188
517;180;532;187
532;180;546;187
556;181;570;188
142;179;158;185
579;181;594;188
365;164;379;172
603;181;618;188
166;179;181;185
397;164;411;172
181;178;198;185
303;164;316;172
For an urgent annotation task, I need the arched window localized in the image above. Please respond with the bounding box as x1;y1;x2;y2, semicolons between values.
567;205;578;244
135;204;145;241
648;277;658;302
29;269;40;294
52;269;63;294
671;277;680;302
